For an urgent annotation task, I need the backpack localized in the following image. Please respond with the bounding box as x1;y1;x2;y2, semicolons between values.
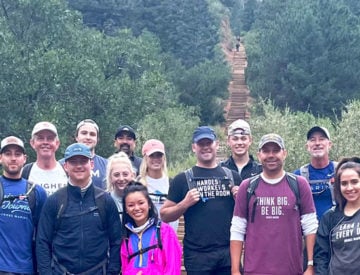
184;166;234;190
299;161;337;204
126;220;163;261
246;173;301;223
54;186;107;233
0;176;37;222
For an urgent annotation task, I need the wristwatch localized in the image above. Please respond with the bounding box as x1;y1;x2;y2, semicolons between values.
307;260;314;266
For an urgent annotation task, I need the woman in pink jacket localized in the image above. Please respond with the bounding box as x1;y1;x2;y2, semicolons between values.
120;182;182;275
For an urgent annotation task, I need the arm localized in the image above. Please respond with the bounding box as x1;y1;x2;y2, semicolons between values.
162;224;182;275
230;215;247;275
314;211;335;275
160;188;200;222
304;233;316;275
34;186;47;227
106;196;122;275
230;240;243;275
36;197;56;275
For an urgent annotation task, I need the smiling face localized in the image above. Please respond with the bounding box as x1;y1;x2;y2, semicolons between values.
76;123;98;152
30;130;60;159
110;164;135;196
192;138;218;167
340;168;360;206
114;133;136;155
227;134;252;157
64;155;93;187
125;191;150;227
0;146;27;178
146;152;164;172
257;142;287;178
306;132;332;159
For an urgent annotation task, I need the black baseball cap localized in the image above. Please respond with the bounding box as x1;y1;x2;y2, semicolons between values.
114;125;136;140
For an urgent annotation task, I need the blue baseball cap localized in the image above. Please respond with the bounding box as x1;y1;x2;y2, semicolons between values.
192;126;217;143
64;143;92;161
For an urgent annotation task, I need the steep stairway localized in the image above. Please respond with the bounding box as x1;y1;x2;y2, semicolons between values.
217;41;251;163
179;42;251;275
225;43;251;127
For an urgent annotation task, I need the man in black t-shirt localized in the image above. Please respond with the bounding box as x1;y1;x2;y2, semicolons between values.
161;126;241;275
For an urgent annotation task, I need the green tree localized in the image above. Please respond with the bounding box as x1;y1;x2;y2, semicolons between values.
136;106;200;165
0;0;179;160
246;0;360;118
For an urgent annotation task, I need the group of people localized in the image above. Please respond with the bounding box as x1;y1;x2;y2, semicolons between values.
0;120;179;274
0;118;358;274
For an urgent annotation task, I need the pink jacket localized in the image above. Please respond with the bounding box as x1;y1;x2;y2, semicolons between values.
121;221;182;275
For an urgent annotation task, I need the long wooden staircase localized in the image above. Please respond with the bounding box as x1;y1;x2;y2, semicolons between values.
225;42;251;126
178;42;251;274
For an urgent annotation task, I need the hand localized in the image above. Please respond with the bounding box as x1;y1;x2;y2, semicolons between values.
303;265;314;275
185;188;201;207
231;185;239;198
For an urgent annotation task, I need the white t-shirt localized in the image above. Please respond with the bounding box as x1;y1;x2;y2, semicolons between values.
28;162;68;195
146;176;178;231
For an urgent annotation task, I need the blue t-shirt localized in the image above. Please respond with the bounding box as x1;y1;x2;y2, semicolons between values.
0;176;47;274
294;162;336;219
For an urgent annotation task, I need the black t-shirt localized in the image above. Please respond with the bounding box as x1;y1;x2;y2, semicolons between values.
168;165;241;252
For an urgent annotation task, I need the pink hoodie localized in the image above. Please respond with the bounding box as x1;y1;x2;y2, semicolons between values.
121;221;182;275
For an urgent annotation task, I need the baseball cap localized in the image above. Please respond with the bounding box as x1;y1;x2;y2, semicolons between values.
258;133;285;150
76;119;99;134
64;143;92;161
307;126;330;140
192;126;217;143
228;119;251;136
32;121;58;137
142;139;165;156
114;125;136;140
0;136;25;153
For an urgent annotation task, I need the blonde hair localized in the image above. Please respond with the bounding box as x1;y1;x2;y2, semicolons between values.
138;154;169;186
106;152;135;192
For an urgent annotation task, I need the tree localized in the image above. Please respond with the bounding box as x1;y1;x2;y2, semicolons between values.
246;0;360;118
136;106;200;165
0;0;180;159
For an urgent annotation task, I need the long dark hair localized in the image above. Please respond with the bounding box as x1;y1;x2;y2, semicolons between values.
334;157;360;210
121;181;159;235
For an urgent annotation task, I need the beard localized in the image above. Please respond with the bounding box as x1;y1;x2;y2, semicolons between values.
119;144;131;155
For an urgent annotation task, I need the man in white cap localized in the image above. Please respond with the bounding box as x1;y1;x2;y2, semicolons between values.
293;126;336;220
230;133;318;275
0;136;47;274
221;119;262;181
22;121;67;195
36;143;121;275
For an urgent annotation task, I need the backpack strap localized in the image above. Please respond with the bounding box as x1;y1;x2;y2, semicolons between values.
25;181;37;216
246;175;261;222
21;163;34;179
222;166;234;188
127;220;162;260
246;173;301;222
184;168;196;190
299;164;309;180
0;177;4;206
94;187;107;230
55;187;68;233
285;173;301;213
55;186;107;233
